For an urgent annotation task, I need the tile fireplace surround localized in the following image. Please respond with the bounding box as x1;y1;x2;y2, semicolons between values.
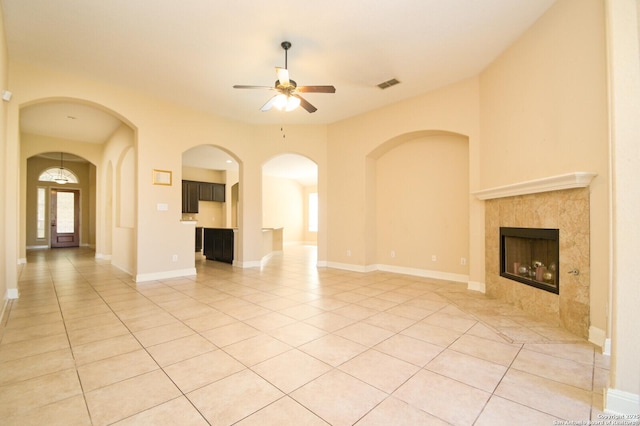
477;173;595;339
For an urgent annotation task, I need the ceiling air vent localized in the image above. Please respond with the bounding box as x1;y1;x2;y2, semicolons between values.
377;78;400;89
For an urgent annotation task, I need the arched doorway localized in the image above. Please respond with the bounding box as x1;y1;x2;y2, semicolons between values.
19;99;136;271
27;152;88;249
262;154;318;246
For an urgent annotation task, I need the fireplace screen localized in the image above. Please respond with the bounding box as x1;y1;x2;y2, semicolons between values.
500;227;560;294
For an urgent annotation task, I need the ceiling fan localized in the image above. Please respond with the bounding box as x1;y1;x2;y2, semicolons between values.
233;41;336;113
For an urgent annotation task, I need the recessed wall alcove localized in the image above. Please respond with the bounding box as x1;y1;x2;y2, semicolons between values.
475;172;596;338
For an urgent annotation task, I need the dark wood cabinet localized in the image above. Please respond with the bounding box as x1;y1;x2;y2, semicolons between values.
212;183;225;202
183;180;226;212
199;182;225;202
198;183;213;201
182;180;200;213
203;228;234;264
195;227;203;252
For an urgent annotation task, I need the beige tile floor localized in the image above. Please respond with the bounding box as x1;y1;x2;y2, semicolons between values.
0;245;609;425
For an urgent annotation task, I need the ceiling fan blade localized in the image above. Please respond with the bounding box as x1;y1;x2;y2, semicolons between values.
296;85;336;93
260;95;279;112
276;67;290;86
292;94;317;113
233;85;274;90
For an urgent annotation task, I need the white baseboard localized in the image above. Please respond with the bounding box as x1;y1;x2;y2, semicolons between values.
135;268;197;283
324;262;471;284
260;251;283;267
605;388;640;415
0;298;9;325
1;289;18;325
467;280;486;293
234;260;261;268
17;258;27;265
95;253;112;260
377;263;469;283
325;261;370;273
589;326;608;350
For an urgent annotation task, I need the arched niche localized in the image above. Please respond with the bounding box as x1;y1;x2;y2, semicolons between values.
365;130;470;278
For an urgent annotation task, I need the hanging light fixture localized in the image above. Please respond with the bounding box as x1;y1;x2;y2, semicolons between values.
54;152;68;184
272;93;300;111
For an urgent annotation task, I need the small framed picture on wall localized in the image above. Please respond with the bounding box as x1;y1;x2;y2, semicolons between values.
152;169;172;186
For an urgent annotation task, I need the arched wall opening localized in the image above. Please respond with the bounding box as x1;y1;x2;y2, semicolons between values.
181;144;240;229
18;98;137;272
262;153;318;246
365;130;470;280
25;151;95;249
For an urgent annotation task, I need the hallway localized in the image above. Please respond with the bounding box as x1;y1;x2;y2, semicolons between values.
0;245;607;425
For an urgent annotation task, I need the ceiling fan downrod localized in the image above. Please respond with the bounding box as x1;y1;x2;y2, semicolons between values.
281;41;291;69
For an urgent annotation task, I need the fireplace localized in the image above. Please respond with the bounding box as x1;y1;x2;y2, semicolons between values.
500;227;560;294
480;179;593;339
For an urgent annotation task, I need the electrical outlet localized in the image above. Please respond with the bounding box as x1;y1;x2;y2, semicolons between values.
391;250;396;258
461;257;466;265
431;255;437;262
172;254;178;262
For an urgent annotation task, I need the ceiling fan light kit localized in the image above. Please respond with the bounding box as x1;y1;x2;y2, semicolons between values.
272;94;301;111
233;41;335;113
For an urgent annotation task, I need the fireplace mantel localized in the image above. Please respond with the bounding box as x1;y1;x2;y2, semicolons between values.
472;172;597;200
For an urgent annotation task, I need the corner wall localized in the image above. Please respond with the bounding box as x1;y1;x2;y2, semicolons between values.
0;3;9;311
605;0;640;414
479;0;609;341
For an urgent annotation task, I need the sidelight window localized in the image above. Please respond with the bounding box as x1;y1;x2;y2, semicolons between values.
308;192;318;232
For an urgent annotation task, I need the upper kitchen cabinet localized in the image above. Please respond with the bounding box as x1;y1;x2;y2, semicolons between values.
182;180;200;213
183;180;226;213
199;182;225;202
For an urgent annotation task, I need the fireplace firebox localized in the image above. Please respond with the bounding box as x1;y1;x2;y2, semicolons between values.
500;227;560;294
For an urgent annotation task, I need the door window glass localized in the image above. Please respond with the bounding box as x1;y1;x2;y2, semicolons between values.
57;192;75;233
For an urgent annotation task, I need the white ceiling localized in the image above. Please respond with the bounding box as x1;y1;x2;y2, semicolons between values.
3;0;556;182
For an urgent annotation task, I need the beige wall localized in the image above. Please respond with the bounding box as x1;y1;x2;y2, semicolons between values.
327;78;481;280
6;61;330;277
182;166;225;183
98;124;135;274
262;175;304;243
0;3;8;306
375;134;469;275
25;154;94;248
479;0;609;338
606;0;640;407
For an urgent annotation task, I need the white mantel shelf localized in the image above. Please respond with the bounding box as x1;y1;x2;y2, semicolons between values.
472;172;598;200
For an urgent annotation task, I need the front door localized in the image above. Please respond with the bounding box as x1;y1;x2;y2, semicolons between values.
51;188;80;248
